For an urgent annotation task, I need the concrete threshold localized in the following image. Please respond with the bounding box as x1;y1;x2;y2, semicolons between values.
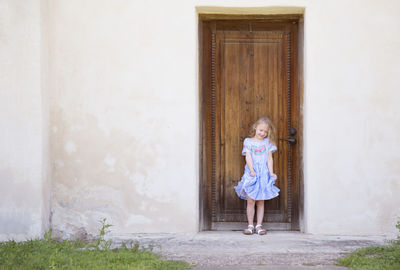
110;231;389;269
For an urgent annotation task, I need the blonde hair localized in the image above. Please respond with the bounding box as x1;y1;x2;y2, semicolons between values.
248;115;276;145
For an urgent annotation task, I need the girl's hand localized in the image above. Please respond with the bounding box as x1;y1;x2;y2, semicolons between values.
250;171;256;177
270;173;277;179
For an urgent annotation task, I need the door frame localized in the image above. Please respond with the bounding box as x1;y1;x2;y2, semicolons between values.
198;13;304;231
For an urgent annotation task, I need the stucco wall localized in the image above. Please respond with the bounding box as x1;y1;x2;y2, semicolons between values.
1;0;399;240
0;0;50;241
302;0;400;235
48;0;198;238
48;0;400;237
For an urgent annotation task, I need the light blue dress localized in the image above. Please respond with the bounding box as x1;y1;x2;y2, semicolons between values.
234;137;280;201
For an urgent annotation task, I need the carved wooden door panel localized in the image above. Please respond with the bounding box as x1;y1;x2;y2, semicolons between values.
201;20;300;230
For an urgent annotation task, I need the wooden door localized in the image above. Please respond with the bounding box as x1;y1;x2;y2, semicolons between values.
200;20;300;231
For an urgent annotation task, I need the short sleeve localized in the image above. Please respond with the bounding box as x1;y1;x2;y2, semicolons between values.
241;138;251;156
264;138;277;153
268;142;277;153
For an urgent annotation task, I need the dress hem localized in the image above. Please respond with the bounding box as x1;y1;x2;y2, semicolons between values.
234;188;280;201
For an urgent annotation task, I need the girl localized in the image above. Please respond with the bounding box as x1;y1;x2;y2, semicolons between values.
234;115;280;235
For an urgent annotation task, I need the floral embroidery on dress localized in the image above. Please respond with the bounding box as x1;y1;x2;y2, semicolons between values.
249;145;266;155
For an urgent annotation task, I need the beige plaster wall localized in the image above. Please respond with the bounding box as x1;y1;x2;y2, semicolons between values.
0;0;50;241
302;0;400;235
48;0;400;237
40;0;51;237
48;0;198;238
1;0;399;240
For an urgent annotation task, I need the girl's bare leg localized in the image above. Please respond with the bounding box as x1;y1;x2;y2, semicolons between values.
256;200;265;225
246;196;255;226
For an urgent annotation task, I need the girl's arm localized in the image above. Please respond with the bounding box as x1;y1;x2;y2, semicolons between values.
268;151;277;178
245;151;256;176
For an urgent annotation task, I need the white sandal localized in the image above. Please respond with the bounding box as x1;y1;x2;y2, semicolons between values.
243;225;254;235
255;224;267;235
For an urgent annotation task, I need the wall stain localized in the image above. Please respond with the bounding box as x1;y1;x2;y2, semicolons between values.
50;109;193;238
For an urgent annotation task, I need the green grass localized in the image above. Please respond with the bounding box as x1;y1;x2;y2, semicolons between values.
338;220;400;270
337;243;400;270
0;239;191;270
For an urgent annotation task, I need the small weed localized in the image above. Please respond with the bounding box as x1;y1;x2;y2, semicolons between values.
87;218;113;250
44;229;52;242
396;220;400;245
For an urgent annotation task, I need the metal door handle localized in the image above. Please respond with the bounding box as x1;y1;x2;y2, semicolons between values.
279;137;296;144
